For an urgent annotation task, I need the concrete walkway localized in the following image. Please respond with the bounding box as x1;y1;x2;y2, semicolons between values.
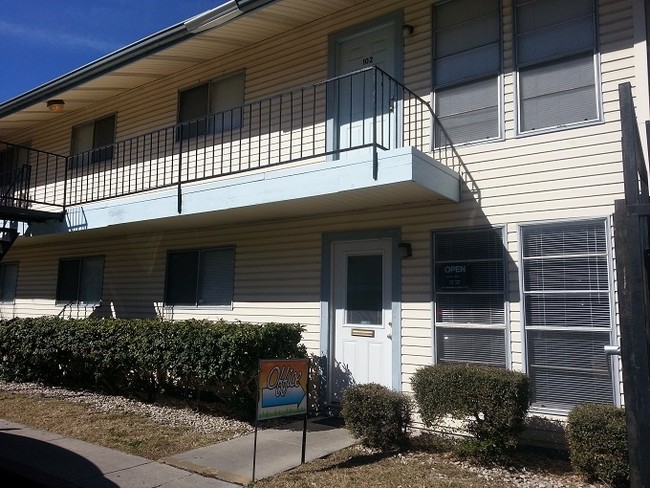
162;417;356;485
0;417;355;487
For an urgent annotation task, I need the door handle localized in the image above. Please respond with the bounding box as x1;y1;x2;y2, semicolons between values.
387;333;392;339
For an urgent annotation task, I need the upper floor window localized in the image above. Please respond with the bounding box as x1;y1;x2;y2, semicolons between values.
0;143;30;190
432;0;501;146
56;256;104;304
177;71;245;139
71;115;116;165
515;0;600;133
0;262;18;303
165;246;235;307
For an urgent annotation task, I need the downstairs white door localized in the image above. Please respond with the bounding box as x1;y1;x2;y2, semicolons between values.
330;238;393;402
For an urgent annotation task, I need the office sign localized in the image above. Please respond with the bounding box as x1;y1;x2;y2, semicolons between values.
257;358;309;420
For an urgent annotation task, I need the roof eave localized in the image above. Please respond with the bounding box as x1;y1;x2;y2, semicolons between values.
0;1;242;119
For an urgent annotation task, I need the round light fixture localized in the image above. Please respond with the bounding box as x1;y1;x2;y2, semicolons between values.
47;99;65;112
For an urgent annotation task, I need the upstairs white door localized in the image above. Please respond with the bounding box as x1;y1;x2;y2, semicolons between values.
330;239;393;402
333;21;398;157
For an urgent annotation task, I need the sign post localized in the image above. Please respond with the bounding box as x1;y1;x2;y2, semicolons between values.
252;358;310;482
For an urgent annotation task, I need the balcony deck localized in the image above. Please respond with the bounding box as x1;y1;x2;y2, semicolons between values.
0;67;465;233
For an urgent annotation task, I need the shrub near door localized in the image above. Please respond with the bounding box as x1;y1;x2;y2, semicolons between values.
341;383;412;450
412;364;530;458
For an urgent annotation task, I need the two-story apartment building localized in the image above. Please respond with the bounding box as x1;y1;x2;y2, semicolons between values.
0;0;647;416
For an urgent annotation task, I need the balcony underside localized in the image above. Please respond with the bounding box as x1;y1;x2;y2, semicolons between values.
27;147;460;235
0;206;64;223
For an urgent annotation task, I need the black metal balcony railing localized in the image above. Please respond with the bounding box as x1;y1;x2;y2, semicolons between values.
0;67;464;216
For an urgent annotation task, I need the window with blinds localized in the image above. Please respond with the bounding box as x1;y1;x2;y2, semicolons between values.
432;0;501;146
433;227;506;367
521;219;614;410
515;0;599;133
165;246;235;307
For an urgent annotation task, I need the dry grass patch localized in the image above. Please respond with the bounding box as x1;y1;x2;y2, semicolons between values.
0;391;243;460
252;438;600;488
252;447;507;488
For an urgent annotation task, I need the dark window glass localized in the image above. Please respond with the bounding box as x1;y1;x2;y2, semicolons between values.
346;254;382;325
56;257;103;303
165;247;235;306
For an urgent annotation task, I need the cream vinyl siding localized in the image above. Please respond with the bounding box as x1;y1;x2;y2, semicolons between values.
5;0;630;212
0;0;635;409
0;197;621;404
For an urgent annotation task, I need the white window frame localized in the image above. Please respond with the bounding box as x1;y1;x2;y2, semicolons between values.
514;0;603;136
519;217;619;414
432;0;503;147
432;226;509;368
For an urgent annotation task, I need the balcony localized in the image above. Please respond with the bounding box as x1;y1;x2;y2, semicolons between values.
0;67;463;231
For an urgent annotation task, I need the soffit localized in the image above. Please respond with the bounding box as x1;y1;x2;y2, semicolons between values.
0;0;368;141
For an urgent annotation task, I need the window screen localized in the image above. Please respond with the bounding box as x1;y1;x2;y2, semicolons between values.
433;0;500;145
165;246;235;307
433;227;506;367
56;256;104;303
521;219;614;410
515;0;599;132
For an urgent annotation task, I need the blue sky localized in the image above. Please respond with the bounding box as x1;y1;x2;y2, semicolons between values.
0;1;226;103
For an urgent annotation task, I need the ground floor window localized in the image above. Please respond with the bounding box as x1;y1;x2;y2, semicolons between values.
0;262;18;302
56;256;104;304
165;246;235;306
521;219;614;411
433;227;506;367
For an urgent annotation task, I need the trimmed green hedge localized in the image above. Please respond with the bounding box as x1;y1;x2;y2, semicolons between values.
341;383;412;450
412;364;530;457
568;404;629;487
0;317;305;410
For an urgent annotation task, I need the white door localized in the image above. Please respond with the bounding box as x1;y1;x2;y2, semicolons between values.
334;22;397;156
330;239;393;402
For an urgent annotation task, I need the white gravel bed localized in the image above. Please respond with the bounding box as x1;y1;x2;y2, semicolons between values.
0;381;253;436
450;458;599;488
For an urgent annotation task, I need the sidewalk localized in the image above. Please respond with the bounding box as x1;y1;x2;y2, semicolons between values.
162;417;356;485
0;417;356;487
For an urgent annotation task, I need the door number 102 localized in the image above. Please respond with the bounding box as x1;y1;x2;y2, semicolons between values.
362;56;374;65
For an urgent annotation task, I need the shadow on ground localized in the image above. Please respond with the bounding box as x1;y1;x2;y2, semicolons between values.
0;429;119;487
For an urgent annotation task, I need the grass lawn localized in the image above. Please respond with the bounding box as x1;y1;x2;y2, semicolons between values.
0;390;243;460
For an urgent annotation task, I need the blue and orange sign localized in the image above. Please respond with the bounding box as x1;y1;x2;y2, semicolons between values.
257;358;309;420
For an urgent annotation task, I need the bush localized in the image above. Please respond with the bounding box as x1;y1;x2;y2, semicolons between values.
567;404;629;487
0;317;305;414
341;383;412;450
412;364;530;458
